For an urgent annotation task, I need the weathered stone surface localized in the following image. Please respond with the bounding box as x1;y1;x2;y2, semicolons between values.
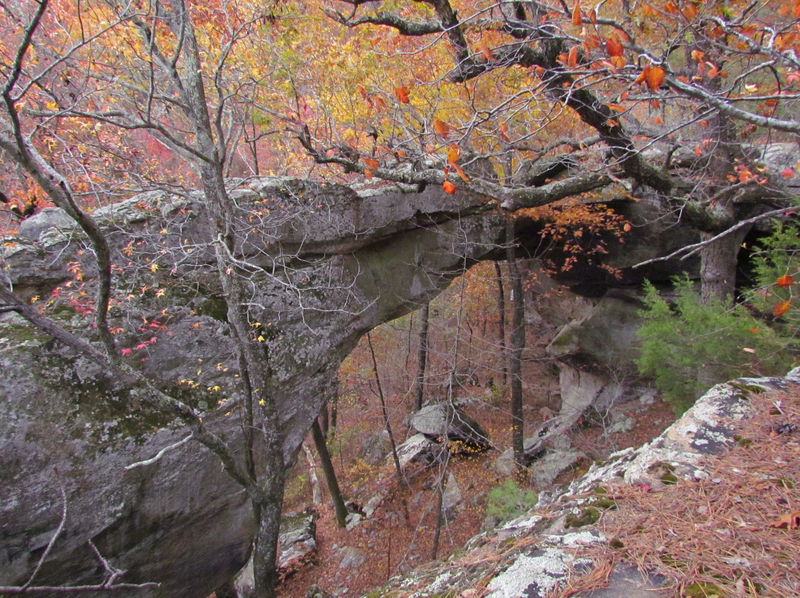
358;431;392;466
529;450;588;489
0;180;506;597
441;472;463;525
395;433;442;470
361;369;800;598
410;404;490;449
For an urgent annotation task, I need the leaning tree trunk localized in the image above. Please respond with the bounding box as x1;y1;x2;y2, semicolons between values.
311;419;349;528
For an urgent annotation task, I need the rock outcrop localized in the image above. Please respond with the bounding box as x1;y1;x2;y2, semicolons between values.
363;368;800;598
0;180;505;596
0;174;750;597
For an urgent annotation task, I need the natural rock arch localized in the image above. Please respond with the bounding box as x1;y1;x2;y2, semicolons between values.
0;176;711;597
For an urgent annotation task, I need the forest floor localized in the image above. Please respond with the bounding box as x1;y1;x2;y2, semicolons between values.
274;358;677;598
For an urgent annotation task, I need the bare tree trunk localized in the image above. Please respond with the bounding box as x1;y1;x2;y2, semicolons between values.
505;220;526;480
494;261;508;388
414;303;430;411
699;227;748;304
303;443;322;506
367;333;406;485
311;419;348;528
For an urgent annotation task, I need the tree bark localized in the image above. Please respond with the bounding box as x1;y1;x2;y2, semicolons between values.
414;303;430;411
311;419;348;527
494;261;508;388
699;228;748;304
505;220;526;480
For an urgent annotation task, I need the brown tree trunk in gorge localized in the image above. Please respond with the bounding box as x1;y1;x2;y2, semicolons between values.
311;419;349;528
414;303;430;411
367;333;406;485
505;220;526;480
494;261;508;388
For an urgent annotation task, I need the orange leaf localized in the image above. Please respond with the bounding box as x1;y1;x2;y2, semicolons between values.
433;119;452;137
682;3;697;19
647;66;665;91
608;103;626;113
770;511;800;530
363;157;379;170
651;98;661;109
635;64;651;85
588;7;597;24
620;90;629;101
572;2;582;26
395;86;410;104
396;150;407;158
610;55;626;69
773;300;791;317
781;167;795;178
364;169;373;180
356;84;368;100
691;50;705;62
442;181;456;194
499;122;510;142
477;38;494;61
568;45;578;68
606;35;624;58
447;143;461;165
749;328;759;334
452;163;471;183
777;274;794;288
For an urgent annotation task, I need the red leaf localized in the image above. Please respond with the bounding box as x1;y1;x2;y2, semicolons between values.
442;181;456;194
395;86;410;104
606;35;624;58
777;274;794;288
568;46;578;67
572;2;582;26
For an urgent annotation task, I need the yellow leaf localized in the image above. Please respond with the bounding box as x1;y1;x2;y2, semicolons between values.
447;143;461;165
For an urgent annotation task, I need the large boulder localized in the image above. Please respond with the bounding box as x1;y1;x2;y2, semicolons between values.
410;404;491;450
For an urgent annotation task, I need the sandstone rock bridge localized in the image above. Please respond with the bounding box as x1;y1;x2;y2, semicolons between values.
0;178;694;597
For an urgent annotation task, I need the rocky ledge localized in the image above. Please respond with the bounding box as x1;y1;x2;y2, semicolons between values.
362;368;800;598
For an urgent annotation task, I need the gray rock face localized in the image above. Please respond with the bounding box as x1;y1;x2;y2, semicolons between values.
395;434;442;470
441;473;463;525
0;180;506;597
410;404;490;450
358;431;392;466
